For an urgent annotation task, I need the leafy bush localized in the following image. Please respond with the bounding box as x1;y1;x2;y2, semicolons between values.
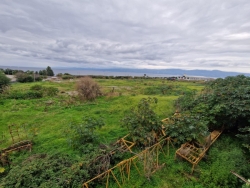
7;90;43;99
163;112;209;144
174;75;250;150
30;84;43;91
30;85;58;97
43;86;59;96
76;77;102;101
1;154;90;188
62;74;74;80
0;72;10;93
199;136;250;188
66;116;105;151
121;97;162;147
16;72;33;83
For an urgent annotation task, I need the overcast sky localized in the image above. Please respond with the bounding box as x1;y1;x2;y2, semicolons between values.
0;0;250;73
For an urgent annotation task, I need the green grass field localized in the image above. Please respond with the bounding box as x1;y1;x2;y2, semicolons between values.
0;79;204;152
1;78;248;188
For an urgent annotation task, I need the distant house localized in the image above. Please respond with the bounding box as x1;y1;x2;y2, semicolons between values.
6;75;17;82
177;75;214;81
42;76;60;82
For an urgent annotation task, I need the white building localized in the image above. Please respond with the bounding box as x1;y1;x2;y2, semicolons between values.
177;75;215;81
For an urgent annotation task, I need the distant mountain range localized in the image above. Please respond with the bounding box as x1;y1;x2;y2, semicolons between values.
1;65;250;78
81;68;250;78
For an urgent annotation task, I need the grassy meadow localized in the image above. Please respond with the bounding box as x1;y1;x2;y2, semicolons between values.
1;77;248;188
0;78;204;153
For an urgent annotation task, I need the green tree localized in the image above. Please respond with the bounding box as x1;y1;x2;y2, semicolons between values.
175;75;250;151
46;66;54;76
4;68;13;75
66;116;105;151
0;72;10;93
121;97;162;147
15;72;33;83
163;112;209;144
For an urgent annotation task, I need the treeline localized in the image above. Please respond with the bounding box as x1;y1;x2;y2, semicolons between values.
0;66;54;83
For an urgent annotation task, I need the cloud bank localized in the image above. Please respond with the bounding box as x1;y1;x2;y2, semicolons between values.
0;0;250;73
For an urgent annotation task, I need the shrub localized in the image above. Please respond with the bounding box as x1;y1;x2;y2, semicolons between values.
199;136;250;188
15;72;33;83
30;85;58;97
62;74;74;80
65;116;105;151
7;90;43;99
0;72;10;93
121;97;162;147
1;154;90;188
43;86;59;96
163;112;209;144
30;84;43;91
76;77;102;101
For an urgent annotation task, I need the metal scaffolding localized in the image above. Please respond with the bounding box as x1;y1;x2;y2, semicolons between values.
83;137;174;188
175;129;223;173
0;124;32;166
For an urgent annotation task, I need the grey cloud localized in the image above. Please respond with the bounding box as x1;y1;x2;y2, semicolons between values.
0;0;250;72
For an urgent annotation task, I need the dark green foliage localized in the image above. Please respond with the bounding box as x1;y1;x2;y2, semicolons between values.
2;68;19;75
3;68;13;75
237;126;250;151
30;85;58;96
175;90;197;111
0;72;10;93
66;116;105;151
1;154;89;188
121;97;162;147
46;66;54;76
39;70;47;75
16;72;33;83
37;66;54;76
62;74;74;79
43;86;59;96
6;90;43;99
175;75;250;150
3;86;58;100
199;136;250;188
30;84;43;91
163;113;209;144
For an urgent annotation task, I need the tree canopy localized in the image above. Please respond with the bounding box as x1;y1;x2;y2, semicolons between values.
46;66;54;76
121;97;162;147
171;75;250;150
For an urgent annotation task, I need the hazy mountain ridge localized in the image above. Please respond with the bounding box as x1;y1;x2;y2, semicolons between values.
1;65;250;78
82;68;250;78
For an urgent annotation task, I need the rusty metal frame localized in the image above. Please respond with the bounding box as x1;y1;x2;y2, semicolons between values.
0;125;32;166
83;137;174;188
175;129;223;173
115;134;135;152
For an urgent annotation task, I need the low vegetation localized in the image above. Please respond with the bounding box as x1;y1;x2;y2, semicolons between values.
76;77;102;101
0;75;249;187
0;71;10;93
